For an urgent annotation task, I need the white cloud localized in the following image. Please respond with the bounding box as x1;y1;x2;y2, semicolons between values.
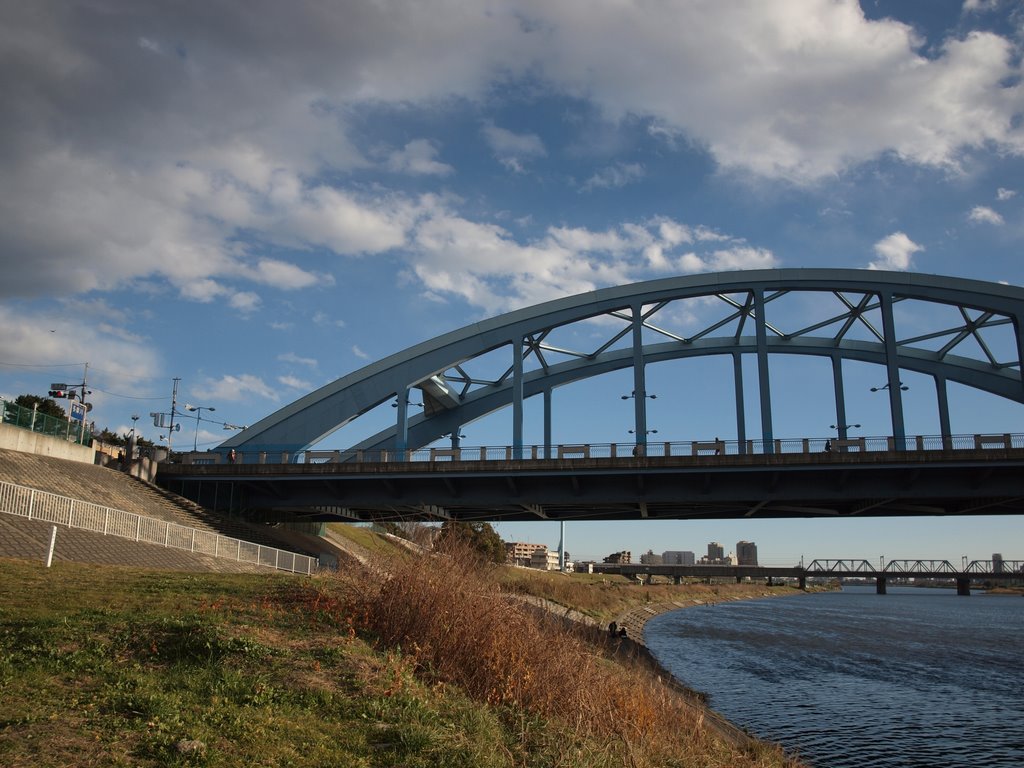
229;291;262;312
278;374;312;390
407;199;777;311
2;0;1021;326
482;122;547;172
191;374;279;402
278;352;318;367
968;205;1005;225
868;232;924;271
996;187;1017;201
352;345;370;359
581;162;645;191
385;139;454;176
0;305;161;394
963;0;1002;13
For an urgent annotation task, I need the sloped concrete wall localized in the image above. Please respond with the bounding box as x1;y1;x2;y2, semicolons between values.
0;423;94;463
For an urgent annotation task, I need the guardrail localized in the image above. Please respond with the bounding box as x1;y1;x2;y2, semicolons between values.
181;431;1024;466
0;479;315;575
1;397;92;445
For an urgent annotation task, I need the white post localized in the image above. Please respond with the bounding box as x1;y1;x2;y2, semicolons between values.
28;489;35;520
45;525;57;567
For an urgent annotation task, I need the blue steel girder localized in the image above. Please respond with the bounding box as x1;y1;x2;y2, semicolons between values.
220;268;1024;455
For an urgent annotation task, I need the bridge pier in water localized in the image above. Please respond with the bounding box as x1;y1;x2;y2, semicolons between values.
876;577;887;595
957;578;971;596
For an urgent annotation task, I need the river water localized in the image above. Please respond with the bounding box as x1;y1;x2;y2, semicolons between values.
644;586;1024;768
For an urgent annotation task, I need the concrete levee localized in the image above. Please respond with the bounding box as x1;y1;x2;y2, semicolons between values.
0;422;94;463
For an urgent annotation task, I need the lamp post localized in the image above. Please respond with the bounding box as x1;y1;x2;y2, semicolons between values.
184;404;215;452
130;414;139;440
870;382;908;392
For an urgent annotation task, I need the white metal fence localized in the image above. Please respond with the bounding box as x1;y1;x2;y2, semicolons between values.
0;479;315;575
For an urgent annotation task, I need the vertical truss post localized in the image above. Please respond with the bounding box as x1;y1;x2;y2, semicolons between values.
1015;312;1024;398
632;305;648;449
513;336;524;459
395;388;409;460
753;289;774;452
733;352;746;454
543;387;553;459
879;291;907;451
832;356;849;441
935;376;952;449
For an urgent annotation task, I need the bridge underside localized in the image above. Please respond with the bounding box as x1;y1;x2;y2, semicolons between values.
159;449;1024;523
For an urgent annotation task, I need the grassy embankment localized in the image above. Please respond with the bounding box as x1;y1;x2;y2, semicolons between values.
0;535;805;768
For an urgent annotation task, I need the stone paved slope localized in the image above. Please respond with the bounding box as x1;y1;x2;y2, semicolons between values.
0;448;322;572
0;512;266;573
0;448;309;552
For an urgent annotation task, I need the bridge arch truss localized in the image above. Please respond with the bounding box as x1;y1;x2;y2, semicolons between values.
222;269;1024;457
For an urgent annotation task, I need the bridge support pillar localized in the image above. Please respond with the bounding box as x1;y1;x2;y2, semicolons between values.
673;575;682;586
798;576;806;591
956;578;971;596
876;577;887;595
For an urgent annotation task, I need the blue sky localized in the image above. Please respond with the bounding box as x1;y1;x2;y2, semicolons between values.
1;0;1023;563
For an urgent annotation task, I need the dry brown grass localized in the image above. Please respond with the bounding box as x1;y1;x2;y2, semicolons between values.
340;543;802;768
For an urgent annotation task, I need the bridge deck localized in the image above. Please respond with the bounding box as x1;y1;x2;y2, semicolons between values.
158;447;1024;522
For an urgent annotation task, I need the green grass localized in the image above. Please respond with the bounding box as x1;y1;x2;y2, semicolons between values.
0;556;803;767
325;522;416;557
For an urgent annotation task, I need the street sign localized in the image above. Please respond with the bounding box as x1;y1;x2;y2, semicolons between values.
70;402;86;422
50;383;67;390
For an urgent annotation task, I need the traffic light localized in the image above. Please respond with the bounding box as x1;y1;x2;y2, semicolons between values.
48;389;66;398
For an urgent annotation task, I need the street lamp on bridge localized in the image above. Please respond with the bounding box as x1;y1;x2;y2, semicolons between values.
184;403;215;452
871;382;909;392
621;391;657;400
830;423;861;430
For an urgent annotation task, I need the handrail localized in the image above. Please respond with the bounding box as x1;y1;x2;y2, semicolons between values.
0;479;315;575
180;431;1024;466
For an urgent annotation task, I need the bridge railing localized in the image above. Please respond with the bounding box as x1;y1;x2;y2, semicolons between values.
189;431;1024;466
0;479;316;575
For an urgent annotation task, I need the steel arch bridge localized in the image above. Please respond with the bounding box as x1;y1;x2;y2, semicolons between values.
221;268;1024;459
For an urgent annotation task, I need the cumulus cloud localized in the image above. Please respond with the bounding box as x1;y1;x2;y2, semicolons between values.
1;0;1021;323
352;345;370;359
996;187;1016;201
482;122;547;172
191;374;279;402
278;374;312;390
384;139;454;176
407;200;778;311
869;232;924;271
278;352;318;367
968;205;1005;225
581;162;645;191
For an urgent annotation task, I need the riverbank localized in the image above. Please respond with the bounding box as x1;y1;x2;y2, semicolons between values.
0;555;803;767
501;572;830;755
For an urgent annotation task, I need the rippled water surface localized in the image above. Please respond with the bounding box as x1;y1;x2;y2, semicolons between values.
645;586;1024;768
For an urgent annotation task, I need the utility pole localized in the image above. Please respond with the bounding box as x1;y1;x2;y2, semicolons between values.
167;378;180;454
78;363;89;444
